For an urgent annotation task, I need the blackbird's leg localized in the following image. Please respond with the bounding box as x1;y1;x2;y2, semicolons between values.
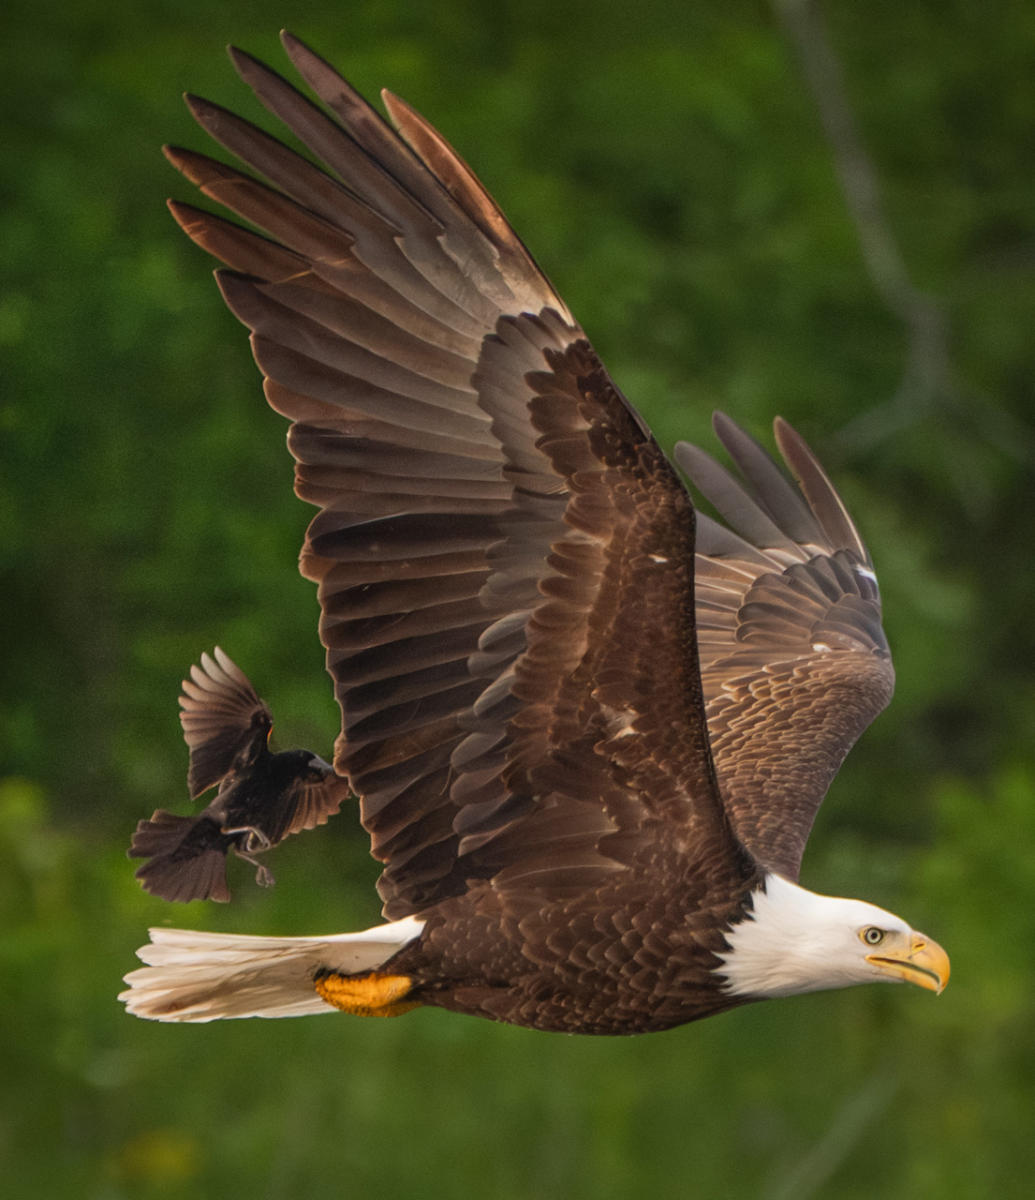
225;827;275;887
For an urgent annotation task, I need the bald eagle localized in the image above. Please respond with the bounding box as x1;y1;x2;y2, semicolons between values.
120;33;948;1033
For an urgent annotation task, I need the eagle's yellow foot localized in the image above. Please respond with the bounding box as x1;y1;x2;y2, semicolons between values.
314;970;419;1017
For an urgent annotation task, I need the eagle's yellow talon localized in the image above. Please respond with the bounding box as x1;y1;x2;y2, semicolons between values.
314;972;418;1017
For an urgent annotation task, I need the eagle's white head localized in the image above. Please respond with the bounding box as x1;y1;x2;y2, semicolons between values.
715;873;950;999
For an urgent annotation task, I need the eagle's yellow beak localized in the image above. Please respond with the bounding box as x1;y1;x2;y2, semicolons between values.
867;931;950;994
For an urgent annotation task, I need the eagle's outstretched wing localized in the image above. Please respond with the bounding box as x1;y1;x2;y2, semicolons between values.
166;34;750;919
675;416;894;879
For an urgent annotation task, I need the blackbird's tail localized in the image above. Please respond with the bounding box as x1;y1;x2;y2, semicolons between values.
128;810;231;903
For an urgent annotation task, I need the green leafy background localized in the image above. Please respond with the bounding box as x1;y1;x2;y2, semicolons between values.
3;1;1033;1196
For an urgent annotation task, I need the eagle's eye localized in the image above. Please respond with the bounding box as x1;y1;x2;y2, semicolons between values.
861;926;885;946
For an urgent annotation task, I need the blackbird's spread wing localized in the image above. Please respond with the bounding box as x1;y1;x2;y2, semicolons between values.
282;770;352;839
675;416;894;880
167;34;747;918
179;648;272;798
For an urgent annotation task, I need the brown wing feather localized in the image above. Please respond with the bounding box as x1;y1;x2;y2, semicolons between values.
169;35;746;918
446;321;736;899
674;416;894;879
178;648;272;799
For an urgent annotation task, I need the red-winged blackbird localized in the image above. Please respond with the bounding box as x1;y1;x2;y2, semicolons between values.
129;648;348;902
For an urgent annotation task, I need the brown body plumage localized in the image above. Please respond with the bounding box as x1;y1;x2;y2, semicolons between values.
120;35;948;1032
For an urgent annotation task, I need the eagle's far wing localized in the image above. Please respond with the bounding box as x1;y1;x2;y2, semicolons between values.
674;415;895;880
178;648;272;799
166;35;746;919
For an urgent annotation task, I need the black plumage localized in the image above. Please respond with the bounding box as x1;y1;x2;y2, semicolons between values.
129;649;347;902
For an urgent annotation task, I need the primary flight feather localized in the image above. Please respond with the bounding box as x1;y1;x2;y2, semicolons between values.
120;33;947;1032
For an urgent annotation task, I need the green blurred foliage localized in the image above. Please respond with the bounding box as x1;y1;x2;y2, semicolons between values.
2;0;1034;1196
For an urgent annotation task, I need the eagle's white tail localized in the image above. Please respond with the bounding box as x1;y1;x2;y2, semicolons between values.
119;916;424;1022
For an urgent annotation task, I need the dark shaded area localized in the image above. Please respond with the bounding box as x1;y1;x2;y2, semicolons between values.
3;1;1033;1195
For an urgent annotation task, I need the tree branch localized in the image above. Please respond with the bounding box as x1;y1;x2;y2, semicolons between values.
773;0;950;449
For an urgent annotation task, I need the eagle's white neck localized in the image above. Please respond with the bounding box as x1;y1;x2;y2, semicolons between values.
715;874;909;999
